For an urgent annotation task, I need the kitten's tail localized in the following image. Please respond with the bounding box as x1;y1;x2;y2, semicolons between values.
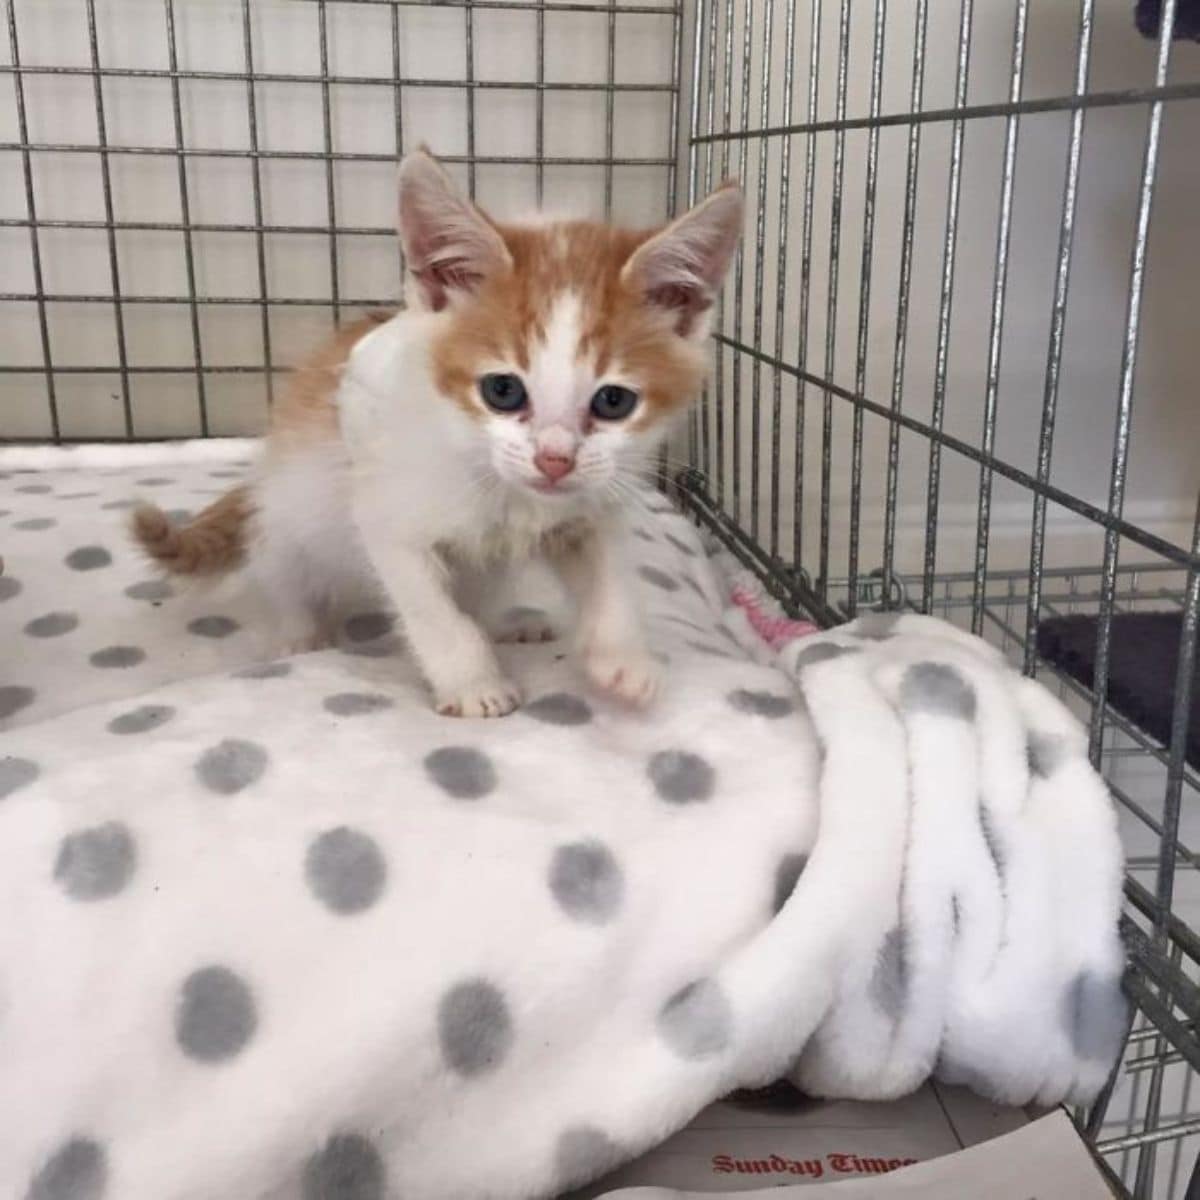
131;485;254;576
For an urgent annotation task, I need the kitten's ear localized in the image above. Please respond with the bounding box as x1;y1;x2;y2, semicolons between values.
397;149;512;312
620;182;743;336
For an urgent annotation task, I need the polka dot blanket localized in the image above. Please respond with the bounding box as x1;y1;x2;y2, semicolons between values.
0;443;1126;1200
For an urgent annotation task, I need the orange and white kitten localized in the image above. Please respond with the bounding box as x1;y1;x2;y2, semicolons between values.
133;149;743;717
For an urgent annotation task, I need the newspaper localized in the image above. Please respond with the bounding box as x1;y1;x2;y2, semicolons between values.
569;1083;1111;1198
590;1110;1110;1197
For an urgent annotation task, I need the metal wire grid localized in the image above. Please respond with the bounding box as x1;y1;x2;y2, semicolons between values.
676;0;1200;1194
0;0;683;442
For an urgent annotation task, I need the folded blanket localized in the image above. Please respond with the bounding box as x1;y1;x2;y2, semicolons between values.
0;451;1126;1200
774;615;1127;1107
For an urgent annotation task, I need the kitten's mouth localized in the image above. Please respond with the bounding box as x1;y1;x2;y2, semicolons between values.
527;478;578;497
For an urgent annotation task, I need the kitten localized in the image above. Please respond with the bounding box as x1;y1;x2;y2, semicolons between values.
132;149;743;717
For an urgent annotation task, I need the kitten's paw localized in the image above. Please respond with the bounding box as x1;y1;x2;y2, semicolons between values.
584;647;661;709
493;605;559;644
435;675;522;719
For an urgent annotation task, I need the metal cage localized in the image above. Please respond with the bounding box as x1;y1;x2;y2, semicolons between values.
2;0;1200;1195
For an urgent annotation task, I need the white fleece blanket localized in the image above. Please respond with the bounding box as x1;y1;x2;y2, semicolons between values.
0;445;1126;1200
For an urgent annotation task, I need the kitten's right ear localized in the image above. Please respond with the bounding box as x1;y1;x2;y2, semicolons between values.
396;149;512;312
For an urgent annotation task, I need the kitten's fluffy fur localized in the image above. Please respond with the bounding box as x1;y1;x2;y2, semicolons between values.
133;150;742;717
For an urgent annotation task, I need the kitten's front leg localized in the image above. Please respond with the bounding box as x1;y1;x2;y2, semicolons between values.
355;521;519;717
551;526;660;708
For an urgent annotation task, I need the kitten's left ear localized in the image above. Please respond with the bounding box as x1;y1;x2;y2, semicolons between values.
620;182;743;336
397;148;512;312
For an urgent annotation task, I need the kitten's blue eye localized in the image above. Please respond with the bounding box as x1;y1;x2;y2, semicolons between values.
590;385;638;422
479;373;528;413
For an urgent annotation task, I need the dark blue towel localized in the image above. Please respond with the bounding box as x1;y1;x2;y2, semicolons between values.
1135;0;1200;41
1037;611;1199;770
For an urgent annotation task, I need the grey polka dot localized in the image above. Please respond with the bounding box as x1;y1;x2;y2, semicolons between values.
24;611;79;638
323;692;395;717
524;692;593;726
1064;971;1127;1063
657;978;732;1059
56;491;100;501
164;508;192;523
555;1127;624;1190
497;605;555;640
302;1133;385;1200
136;477;174;486
728;688;794;719
853;611;902;639
793;641;857;670
175;965;258;1063
1027;731;1068;779
549;840;624;924
681;574;707;601
344;611;394;642
638;564;680;592
209;469;243;479
305;827;388;915
0;575;22;602
633;526;656;542
16;483;51;494
125;579;173;602
339;640;401;660
187;615;240;638
0;685;36;720
900;662;976;721
647;750;715;804
665;531;698;557
53;821;137;901
25;1137;106;1200
235;661;293;680
65;546;112;571
14;517;56;531
0;755;40;800
772;852;808;915
195;738;269;795
89;645;145;669
870;926;907;1019
438;978;514;1077
107;704;175;735
503;604;545;623
101;499;137;511
424;746;496;800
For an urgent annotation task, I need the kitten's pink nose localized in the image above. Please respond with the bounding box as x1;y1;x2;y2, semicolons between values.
533;449;575;483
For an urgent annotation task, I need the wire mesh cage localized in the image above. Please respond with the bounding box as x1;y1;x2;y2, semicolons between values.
678;1;1200;1195
1;0;683;440
3;0;1200;1196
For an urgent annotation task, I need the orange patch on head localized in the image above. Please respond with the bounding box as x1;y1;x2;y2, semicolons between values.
428;220;708;428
